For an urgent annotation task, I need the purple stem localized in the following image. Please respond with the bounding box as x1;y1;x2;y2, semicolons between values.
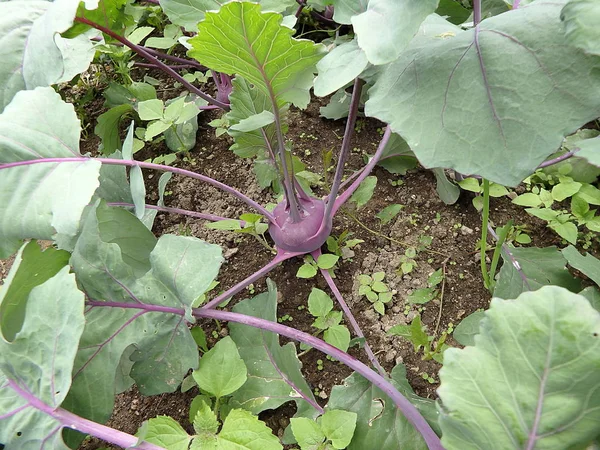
106;202;239;223
512;0;521;9
143;48;206;71
211;71;233;105
74;17;229;110
537;149;578;169
262;333;325;414
84;300;444;450
6;380;165;450
143;0;160;4
332;126;392;215
316;252;387;378
324;78;364;223
473;0;482;25
0;158;274;222
201;251;301;310
295;0;307;17
133;62;198;70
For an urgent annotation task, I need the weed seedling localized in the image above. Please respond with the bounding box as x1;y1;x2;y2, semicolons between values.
358;272;395;315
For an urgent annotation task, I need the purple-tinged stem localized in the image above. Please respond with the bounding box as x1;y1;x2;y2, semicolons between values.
74;17;229;110
201;251;301;310
0;158;274;222
512;0;521;9
473;0;482;25
144;48;206;71
262;333;325;414
537;149;578;169
6;380;165;450
133;62;197;70
295;0;307;17
143;0;160;4
106;202;239;224
332;126;392;215
85;301;444;450
324;78;364;223
315;252;387;378
211;71;232;105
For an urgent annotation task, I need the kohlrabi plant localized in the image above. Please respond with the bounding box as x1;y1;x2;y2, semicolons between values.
1;0;600;449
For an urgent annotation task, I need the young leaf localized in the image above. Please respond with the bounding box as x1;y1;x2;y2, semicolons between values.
218;409;282;450
512;193;542;207
313;311;343;330
439;286;600;450
457;178;480;193
317;254;339;270
189;2;325;109
297;263;318;279
371;281;388;293
137;98;164;121
193;398;219;436
189;394;212;424
142;416;192;450
193;336;248;398
407;288;436;305
290;417;326;449
320;410;358;449
308;288;334;318
549;221;578;245
427;269;444;287
349;176;377;209
376;204;403;225
324;325;351;352
373;301;385;315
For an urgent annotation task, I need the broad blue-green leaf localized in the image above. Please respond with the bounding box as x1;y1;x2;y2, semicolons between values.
436;0;470;24
377;132;418;176
576;136;600;168
366;1;600;186
0;0;93;111
189;2;325;108
352;0;439;65
320;89;353;120
452;310;486;346
160;0;296;32
0;88;100;256
438;286;600;450
350;176;377;209
434;168;460;205
562;245;600;285
217;409;282;450
327;0;368;24
95;104;135;155
229;282;319;417
561;0;600;56
494;246;581;299
314;39;369;97
0;266;85;449
193;336;248;398
0;241;70;342
328;364;437;449
580;286;600;311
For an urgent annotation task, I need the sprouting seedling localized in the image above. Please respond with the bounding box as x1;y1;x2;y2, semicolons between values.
326;230;364;260
358;272;394;315
207;213;273;251
290;409;358;450
304;288;351;352
406;268;444;306
296;254;339;279
388;315;449;364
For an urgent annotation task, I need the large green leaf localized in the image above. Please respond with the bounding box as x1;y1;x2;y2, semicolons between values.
0;87;100;257
314;39;369;97
217;409;282;450
438;286;600;449
0;241;70;342
352;0;439;65
0;0;93;111
326;0;368;24
229;281;319;417
562;245;600;285
561;0;600;56
494;246;581;299
189;1;325;109
576;136;600;168
0;266;85;449
366;0;600;186
328;364;437;450
66;203;221;430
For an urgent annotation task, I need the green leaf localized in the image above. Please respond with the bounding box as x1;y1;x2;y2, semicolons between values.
407;288;436;304
351;0;439;65
313;311;343;330
427;269;444;287
549;220;578;245
328;0;367;24
373;300;385;315
193;336;248;398
512;193;542;207
229;282;319;416
317;254;339;270
0;241;70;341
488;183;509;197
358;274;372;285
576;136;600;168
0;266;85;448
320;410;358;449
577;184;600;205
328;364;436;450
458;177;481;193
434;168;461;205
494;246;581;299
439;286;600;450
206;219;243;231
372;272;385;282
526;207;559;222
290;417;326;449
95;104;135;155
297;263;318;278
571;195;590;218
561;0;600;56
452;310;486;346
142;416;192;450
580;287;600;311
552;180;582;201
308;288;334;318
217;409;282;450
371;281;388;293
314;39;369;97
189;2;325;109
320;88;353;120
366;1;600;186
376;204;403;225
191;327;209;352
324;325;351;352
436;0;471;24
193;397;219;435
562;245;600;285
349;176;377;209
230;110;276;133
0;0;92;111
